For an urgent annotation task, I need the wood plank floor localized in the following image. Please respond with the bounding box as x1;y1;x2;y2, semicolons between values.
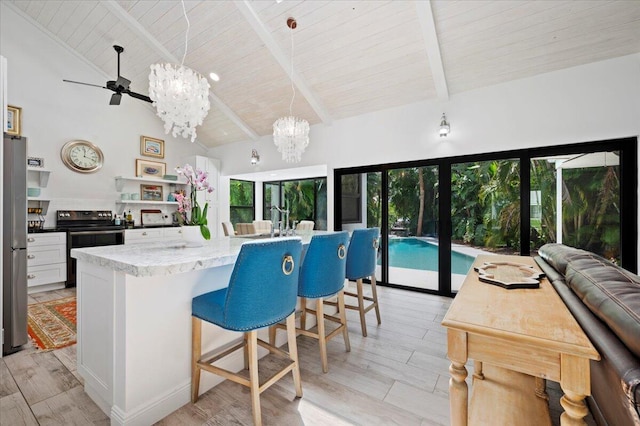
1;284;595;425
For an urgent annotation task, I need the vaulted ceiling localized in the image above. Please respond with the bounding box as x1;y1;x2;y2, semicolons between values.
8;1;640;148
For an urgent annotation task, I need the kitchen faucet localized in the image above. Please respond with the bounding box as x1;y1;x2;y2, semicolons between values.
270;206;290;236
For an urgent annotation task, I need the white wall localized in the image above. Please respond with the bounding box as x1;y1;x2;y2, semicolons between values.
211;53;640;266
0;4;207;225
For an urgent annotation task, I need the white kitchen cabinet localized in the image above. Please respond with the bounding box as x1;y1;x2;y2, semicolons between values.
125;227;183;245
162;227;183;239
125;228;163;244
26;232;67;293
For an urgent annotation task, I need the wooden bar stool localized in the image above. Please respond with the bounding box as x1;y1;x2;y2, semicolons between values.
343;228;381;337
191;238;303;426
270;232;351;373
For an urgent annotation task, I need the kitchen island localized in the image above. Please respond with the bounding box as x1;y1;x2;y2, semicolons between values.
71;235;315;426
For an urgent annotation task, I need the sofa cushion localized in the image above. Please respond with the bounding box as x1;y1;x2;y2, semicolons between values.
566;257;640;359
538;243;598;275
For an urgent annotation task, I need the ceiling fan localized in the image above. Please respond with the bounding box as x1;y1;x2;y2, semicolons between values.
63;45;152;105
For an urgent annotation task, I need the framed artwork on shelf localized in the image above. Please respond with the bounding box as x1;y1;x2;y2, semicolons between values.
140;184;163;202
27;157;45;168
140;136;164;158
135;159;166;178
7;105;22;136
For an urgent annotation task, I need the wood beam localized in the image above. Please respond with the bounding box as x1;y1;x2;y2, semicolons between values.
416;0;449;100
234;0;332;125
101;0;259;141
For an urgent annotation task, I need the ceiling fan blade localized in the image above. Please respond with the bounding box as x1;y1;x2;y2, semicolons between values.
125;90;152;103
115;76;131;90
110;93;122;105
63;79;106;89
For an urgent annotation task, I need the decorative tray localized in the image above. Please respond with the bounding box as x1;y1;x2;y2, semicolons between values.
474;261;545;289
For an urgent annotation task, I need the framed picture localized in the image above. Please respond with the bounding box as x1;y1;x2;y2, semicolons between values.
27;157;45;168
141;184;163;202
140;136;164;158
135;159;166;178
7;105;22;136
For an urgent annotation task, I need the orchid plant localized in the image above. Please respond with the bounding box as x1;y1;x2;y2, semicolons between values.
174;164;215;239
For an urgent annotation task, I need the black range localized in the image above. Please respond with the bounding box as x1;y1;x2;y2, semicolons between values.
57;210;125;287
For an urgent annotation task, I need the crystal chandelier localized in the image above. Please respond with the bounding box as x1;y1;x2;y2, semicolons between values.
273;18;310;163
148;0;210;143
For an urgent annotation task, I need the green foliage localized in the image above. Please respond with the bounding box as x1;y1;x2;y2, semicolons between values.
387;167;438;236
263;178;327;230
367;173;382;228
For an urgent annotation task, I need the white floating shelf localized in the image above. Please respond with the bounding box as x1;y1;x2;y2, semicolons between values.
27;168;51;187
115;200;178;205
115;176;186;192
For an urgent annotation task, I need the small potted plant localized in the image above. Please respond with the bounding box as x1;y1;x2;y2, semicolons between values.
174;164;214;243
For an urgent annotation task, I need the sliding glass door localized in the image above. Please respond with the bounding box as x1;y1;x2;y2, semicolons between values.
450;159;520;292
340;172;382;282
387;166;440;291
530;150;622;263
335;137;637;296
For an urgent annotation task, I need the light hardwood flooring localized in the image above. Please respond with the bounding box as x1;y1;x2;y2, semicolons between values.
2;285;595;425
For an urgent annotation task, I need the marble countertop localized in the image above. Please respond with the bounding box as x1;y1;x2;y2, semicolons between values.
71;233;322;278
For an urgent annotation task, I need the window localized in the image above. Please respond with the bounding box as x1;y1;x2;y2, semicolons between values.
335;137;637;296
263;177;327;230
229;179;254;225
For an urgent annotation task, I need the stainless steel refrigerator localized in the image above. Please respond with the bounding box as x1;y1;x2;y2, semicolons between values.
2;133;27;355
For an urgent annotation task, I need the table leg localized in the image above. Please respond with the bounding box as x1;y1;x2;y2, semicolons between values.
559;354;590;426
560;391;589;426
450;361;468;426
447;330;468;426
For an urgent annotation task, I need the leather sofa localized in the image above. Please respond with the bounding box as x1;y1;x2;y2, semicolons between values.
535;243;640;426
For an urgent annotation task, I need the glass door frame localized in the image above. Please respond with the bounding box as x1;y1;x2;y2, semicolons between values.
334;137;637;297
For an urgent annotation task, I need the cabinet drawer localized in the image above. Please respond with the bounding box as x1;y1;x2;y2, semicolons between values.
27;232;66;247
27;245;66;266
125;229;163;244
163;227;183;239
27;263;66;287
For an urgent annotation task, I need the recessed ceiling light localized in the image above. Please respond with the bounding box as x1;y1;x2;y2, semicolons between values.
209;72;220;82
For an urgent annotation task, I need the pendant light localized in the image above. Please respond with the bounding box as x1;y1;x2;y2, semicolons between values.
148;0;210;142
272;17;310;163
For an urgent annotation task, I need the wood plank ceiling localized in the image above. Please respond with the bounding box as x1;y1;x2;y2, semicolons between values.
7;0;640;148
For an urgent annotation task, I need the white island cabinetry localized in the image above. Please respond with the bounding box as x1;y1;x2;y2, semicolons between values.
71;235;317;426
72;239;248;425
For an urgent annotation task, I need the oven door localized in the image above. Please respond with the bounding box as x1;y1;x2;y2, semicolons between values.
67;229;125;287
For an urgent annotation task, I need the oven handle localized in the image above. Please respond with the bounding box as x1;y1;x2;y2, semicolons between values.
68;229;125;236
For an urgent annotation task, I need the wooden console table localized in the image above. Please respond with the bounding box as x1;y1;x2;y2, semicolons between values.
442;254;599;426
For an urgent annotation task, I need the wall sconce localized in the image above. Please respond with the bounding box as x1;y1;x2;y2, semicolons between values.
250;149;260;165
439;113;450;137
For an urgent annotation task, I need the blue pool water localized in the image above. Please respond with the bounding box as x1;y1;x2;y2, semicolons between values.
385;238;474;275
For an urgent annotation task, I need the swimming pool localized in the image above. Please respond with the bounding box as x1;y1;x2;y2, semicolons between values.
385;238;474;275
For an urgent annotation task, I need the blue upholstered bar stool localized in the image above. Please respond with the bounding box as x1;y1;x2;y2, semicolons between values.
344;228;381;337
270;232;351;373
191;238;303;426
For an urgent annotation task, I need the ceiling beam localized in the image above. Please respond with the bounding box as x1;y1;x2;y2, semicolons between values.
416;0;449;100
234;0;332;124
101;0;259;141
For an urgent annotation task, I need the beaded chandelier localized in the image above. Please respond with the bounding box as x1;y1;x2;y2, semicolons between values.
148;0;210;143
273;17;310;163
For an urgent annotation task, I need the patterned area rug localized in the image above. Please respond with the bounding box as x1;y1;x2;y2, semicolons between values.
27;296;77;351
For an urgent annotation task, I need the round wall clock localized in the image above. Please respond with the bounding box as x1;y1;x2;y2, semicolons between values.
60;140;104;173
